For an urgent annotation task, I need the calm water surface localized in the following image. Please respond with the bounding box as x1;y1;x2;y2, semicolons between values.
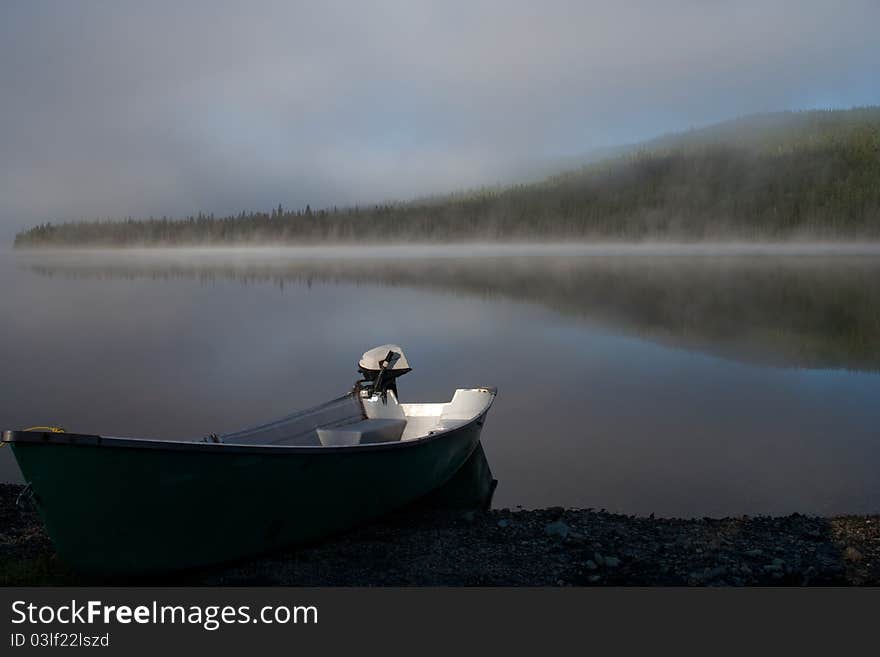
2;245;878;516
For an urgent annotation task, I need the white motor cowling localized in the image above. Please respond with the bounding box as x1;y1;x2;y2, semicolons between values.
358;344;411;396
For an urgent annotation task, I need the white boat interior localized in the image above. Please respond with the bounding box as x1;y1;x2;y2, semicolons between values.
217;345;493;448
220;388;494;448
362;388;493;443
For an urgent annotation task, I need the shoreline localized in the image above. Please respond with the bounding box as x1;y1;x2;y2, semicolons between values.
9;241;880;257
2;484;877;586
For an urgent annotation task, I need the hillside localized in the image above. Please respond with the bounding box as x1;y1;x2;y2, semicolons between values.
14;107;880;247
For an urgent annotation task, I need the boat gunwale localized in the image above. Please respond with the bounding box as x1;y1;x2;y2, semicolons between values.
1;388;496;455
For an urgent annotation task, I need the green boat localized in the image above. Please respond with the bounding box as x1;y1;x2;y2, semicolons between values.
2;345;496;575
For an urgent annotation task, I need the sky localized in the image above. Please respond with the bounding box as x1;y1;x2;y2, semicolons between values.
1;0;879;239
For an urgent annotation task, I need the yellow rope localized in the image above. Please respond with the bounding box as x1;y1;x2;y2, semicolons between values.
1;425;66;448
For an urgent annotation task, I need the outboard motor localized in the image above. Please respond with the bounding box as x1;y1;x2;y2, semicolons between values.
357;344;411;398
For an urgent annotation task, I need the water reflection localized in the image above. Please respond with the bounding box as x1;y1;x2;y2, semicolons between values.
3;248;879;516
22;249;880;371
415;443;497;511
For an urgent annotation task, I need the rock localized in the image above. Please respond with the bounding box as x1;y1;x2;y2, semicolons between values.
544;520;570;539
843;546;863;562
4;482;879;586
688;571;705;585
706;565;727;579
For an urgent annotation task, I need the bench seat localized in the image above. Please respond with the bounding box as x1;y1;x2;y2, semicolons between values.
317;418;407;446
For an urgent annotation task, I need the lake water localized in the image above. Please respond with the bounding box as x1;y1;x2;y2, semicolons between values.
2;244;879;517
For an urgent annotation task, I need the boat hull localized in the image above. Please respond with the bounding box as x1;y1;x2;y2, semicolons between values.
6;413;488;575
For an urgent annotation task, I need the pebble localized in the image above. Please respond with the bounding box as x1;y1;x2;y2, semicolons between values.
707;565;727;579
544;520;570;539
844;547;863;562
3;483;878;586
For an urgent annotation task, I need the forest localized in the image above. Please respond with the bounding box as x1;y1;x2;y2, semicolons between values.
14;107;880;247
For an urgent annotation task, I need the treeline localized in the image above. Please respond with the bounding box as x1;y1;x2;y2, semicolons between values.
14;107;880;247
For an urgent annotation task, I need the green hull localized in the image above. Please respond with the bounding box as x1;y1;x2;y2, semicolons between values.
6;416;487;575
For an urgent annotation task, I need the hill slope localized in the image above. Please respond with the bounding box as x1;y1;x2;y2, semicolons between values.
14;107;880;247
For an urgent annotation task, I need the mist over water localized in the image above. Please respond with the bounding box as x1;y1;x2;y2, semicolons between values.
2;245;879;516
18;241;880;258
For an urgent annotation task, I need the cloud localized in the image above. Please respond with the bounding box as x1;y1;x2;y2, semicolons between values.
1;0;878;238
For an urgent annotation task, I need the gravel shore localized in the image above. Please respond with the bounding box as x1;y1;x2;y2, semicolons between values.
2;483;877;586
